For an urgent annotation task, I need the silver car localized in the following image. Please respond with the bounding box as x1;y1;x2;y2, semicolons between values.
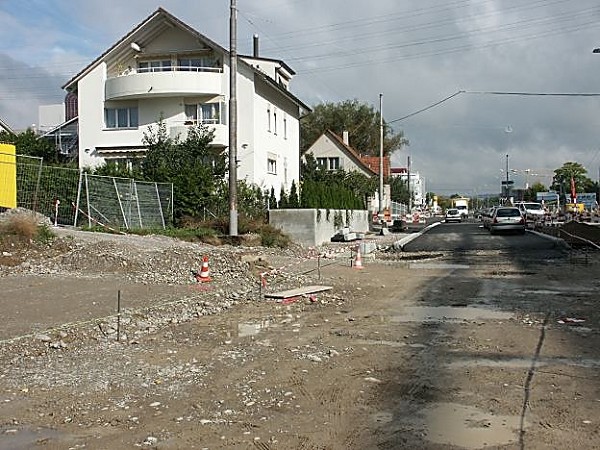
489;207;526;234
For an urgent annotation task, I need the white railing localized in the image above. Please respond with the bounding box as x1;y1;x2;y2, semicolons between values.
119;66;222;76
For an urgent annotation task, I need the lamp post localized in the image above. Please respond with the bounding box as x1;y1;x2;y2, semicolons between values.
228;0;238;236
379;93;384;225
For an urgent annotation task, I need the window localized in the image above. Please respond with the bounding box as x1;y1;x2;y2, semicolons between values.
184;102;226;125
267;158;277;174
273;109;277;135
267;107;271;132
138;60;172;73
283;116;287;139
104;157;142;172
178;56;217;71
316;157;340;170
105;107;138;129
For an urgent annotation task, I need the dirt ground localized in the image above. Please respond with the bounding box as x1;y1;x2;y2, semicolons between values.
0;227;599;449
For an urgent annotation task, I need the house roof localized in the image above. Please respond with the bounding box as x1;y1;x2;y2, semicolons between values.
0;117;15;135
62;7;310;115
63;8;225;90
323;130;377;177
324;130;391;177
253;70;311;115
41;116;78;137
360;154;390;178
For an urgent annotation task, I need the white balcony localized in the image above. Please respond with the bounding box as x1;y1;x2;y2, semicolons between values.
169;123;228;147
105;69;223;100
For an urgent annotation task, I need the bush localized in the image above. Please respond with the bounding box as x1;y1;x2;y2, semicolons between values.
0;213;55;244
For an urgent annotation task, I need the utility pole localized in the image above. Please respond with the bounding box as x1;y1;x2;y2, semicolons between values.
228;0;238;236
505;153;510;204
407;155;411;213
378;93;384;224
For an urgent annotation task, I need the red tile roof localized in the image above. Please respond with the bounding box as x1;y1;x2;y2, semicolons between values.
360;155;390;178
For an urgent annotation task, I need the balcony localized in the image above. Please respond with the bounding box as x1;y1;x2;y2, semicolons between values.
169;122;228;147
105;67;223;100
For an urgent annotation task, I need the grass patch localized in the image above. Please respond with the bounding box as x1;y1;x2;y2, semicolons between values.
78;216;291;248
0;214;55;244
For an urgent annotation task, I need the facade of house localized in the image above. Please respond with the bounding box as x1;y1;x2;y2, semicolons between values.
303;129;391;213
61;7;309;197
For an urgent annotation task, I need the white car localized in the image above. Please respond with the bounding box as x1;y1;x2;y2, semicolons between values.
445;208;462;223
516;202;545;223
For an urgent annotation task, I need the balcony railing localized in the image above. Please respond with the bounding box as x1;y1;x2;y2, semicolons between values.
106;67;223;100
122;65;223;75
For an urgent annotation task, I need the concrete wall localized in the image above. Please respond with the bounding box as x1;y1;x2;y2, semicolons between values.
269;208;369;247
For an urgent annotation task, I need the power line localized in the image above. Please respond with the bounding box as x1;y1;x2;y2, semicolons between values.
388;91;465;124
465;91;600;97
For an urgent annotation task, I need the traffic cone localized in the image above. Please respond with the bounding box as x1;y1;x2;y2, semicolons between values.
353;246;364;269
197;256;212;282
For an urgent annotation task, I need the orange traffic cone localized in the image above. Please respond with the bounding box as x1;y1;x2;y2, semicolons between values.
197;256;212;282
353;246;364;269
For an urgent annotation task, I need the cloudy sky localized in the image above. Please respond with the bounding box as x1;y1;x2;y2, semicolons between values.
1;0;600;195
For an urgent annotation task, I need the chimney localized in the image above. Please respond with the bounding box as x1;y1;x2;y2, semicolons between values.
253;34;259;57
342;131;349;146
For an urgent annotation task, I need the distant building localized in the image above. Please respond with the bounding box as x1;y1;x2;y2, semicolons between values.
391;167;426;208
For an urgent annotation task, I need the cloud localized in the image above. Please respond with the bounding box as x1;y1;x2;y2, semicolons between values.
1;0;599;194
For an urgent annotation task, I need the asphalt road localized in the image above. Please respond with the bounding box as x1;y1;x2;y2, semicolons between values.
404;220;564;253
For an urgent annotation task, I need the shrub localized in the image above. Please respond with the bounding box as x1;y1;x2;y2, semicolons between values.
0;213;55;244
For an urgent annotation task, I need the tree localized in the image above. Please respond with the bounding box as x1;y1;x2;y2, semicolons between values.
288;180;300;208
524;181;547;202
141;120;224;220
300;99;408;156
0;129;60;163
389;176;410;204
551;162;594;197
299;154;376;209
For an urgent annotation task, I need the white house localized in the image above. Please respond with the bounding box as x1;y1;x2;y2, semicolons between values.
304;129;392;216
391;168;426;208
61;7;309;197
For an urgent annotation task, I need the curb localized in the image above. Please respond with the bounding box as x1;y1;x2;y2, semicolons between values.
393;221;441;251
527;229;571;250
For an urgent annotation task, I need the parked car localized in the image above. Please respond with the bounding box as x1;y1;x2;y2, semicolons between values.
481;206;497;229
489;207;526;234
516;202;545;225
445;208;462;223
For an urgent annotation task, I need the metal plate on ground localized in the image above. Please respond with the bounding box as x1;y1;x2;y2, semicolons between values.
264;285;333;299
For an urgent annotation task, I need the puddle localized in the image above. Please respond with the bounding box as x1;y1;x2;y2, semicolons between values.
237;320;272;337
371;411;394;424
415;402;521;448
391;306;512;323
409;263;470;270
519;289;563;296
0;427;62;449
447;357;600;369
